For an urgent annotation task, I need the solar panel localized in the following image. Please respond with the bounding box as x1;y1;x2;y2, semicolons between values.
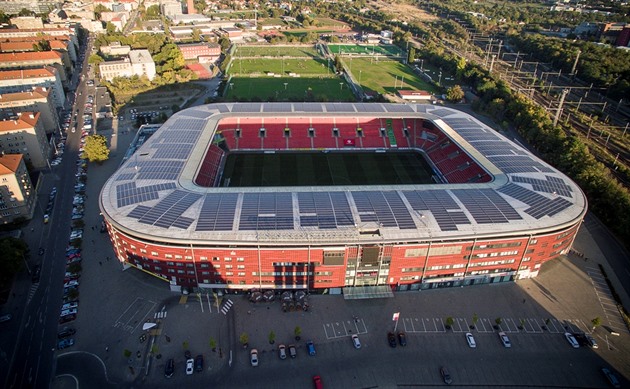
135;190;202;229
470;142;528;156
127;205;151;218
385;104;413;113
232;103;262;113
351;191;415;229
180;108;212;119
135;160;185;181
297;192;355;229
512;175;572;197
158;131;200;144
452;189;522;224
115;173;136;181
355;103;384;112
486;155;554;173
498;183;572;219
429;108;456;117
116;182;177;207
196;193;239;231
152;144;192;160
171;118;206;132
238;193;294;230
403;190;471;231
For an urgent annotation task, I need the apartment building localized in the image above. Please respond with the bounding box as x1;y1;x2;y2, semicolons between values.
0;87;60;134
99;50;156;81
0;154;36;224
0;67;66;109
177;43;221;63
0;51;71;84
0;112;50;170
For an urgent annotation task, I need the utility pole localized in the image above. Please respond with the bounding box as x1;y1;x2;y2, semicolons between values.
489;54;497;72
571;50;581;76
553;89;569;127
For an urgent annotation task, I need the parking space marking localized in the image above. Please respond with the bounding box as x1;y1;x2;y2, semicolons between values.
478;318;493;333
323;318;367;339
587;267;628;334
114;297;157;334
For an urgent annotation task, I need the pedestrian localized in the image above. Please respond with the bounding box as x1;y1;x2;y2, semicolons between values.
105;346;109;352
99;261;102;266
91;227;94;231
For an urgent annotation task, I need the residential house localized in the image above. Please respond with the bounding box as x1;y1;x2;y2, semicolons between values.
0;67;66;109
0;154;36;224
0;87;60;134
0;112;50;170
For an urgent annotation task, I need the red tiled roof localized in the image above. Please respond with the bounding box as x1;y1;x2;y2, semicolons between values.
0;67;57;81
397;90;431;96
0;51;62;62
0;87;49;102
0;154;23;174
0;112;40;133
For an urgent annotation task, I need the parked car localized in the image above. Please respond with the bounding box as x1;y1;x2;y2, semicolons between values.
601;367;621;388
57;328;76;339
465;332;476;348
164;358;174;378
306;340;316;356
564;332;580;348
57;338;75;349
194;354;203;372
313;375;323;389
60;308;78;317
250;349;258;366
0;313;12;323
288;344;297;358
278;344;287;360
387;332;397;348
397;332;407;346
352;334;361;349
43;214;49;224
440;366;453;385
498;332;511;348
185;358;194;375
61;302;78;310
31;265;41;283
585;334;598;349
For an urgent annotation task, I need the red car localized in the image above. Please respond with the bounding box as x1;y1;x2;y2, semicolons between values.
313;376;323;389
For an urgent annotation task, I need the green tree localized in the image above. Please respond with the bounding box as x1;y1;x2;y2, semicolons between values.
219;36;230;53
294;326;302;339
446;85;465;102
445;316;454;329
94;4;108;20
334;55;343;73
105;22;117;34
32;40;51;52
268;330;275;344
0;237;28;278
144;4;160;19
209;337;217;351
82;134;110;163
591;316;602;330
239;333;249;346
191;28;202;42
408;46;416;65
88;54;104;65
18;8;35;17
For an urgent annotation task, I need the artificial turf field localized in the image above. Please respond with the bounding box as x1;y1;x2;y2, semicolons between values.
219;151;434;187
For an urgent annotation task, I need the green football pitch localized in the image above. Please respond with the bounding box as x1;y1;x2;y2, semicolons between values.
224;77;355;101
220;151;434;187
328;44;404;57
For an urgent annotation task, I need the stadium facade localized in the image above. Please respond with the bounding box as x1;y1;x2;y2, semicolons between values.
99;103;587;293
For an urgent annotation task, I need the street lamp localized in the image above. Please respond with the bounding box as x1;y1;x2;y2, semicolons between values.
359;70;362;85
339;82;343;91
283;82;288;90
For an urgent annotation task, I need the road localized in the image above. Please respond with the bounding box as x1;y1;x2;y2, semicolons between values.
1;33;93;389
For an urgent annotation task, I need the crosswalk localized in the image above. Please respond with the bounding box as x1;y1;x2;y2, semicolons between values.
220;299;233;315
26;283;38;305
154;309;167;319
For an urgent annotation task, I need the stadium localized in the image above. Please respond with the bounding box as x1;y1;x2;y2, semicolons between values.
99;103;587;294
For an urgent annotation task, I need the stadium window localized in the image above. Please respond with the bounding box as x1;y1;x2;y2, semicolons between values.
259;128;266;138
236;257;244;262
356;127;363;137
187;271;195;275
212;257;219;261
200;256;208;261
151;251;159;256
164;254;172;259
224;257;232;261
175;255;183;259
235;128;241;138
308;128;315;137
284;127;291;137
177;270;185;274
239;281;246;285
379;128;386;137
403;128;410;137
332;128;339;137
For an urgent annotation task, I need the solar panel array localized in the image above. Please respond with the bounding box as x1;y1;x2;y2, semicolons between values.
196;193;239;231
239;193;294;230
116;182;176;207
452;188;522;224
403;190;471;231
352;191;416;229
128;190;201;229
105;103;583;236
298;192;354;229
485;155;554;174
498;183;573;219
512;175;572;197
136;160;185;181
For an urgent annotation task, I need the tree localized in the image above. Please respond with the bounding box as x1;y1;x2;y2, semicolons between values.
219;36;230;53
294;326;302;340
88;54;104;65
334;55;343;73
191;28;202;42
82;134;110;163
471;313;478;329
32;40;51;52
591;316;602;330
145;5;160;19
268;330;275;344
445;316;454;329
408;46;416;65
94;4;108;20
446;85;465;103
209;337;217;351
240;333;249;347
0;237;27;279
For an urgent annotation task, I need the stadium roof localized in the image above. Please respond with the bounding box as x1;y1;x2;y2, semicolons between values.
100;103;587;246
